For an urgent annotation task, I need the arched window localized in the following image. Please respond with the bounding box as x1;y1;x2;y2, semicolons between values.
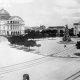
18;32;19;35
10;21;12;23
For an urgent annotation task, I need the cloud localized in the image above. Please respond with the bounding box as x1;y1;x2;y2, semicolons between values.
50;0;80;22
0;0;35;8
0;0;34;3
23;0;80;25
54;0;78;9
23;0;80;26
1;0;79;26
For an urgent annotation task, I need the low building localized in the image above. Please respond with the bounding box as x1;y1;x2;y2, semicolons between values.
30;25;46;31
73;22;80;35
0;8;25;36
47;26;65;35
47;26;65;30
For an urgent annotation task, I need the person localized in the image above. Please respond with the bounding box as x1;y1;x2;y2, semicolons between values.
64;44;66;48
23;74;30;80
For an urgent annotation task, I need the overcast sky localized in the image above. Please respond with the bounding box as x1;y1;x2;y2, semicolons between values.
0;0;80;27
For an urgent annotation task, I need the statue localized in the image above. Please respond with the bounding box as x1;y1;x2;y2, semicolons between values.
63;25;71;42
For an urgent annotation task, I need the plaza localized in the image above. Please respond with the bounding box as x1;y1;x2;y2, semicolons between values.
0;36;80;80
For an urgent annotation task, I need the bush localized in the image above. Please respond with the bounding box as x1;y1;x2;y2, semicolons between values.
74;53;80;56
7;35;37;49
76;41;80;49
7;35;27;45
24;40;37;47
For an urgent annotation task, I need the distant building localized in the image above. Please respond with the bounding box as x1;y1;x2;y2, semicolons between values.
30;25;46;31
73;22;80;35
47;26;65;30
47;26;65;35
0;8;25;36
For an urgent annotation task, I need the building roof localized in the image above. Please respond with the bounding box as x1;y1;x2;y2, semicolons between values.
9;16;24;22
48;26;65;29
0;8;11;20
73;23;80;25
0;9;10;15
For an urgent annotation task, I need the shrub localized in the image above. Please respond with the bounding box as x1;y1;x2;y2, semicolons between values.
76;41;80;49
74;53;80;56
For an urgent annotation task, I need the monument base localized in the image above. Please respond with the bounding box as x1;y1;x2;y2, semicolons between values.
58;40;76;44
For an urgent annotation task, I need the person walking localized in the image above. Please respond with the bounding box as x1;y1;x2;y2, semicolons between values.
64;44;66;48
23;74;30;80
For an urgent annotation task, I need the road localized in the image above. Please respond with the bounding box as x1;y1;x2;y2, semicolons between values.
0;37;80;80
65;70;80;80
0;56;51;75
0;56;80;80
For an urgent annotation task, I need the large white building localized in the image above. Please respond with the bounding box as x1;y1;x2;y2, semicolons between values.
0;8;25;36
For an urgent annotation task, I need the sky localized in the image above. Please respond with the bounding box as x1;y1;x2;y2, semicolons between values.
0;0;80;27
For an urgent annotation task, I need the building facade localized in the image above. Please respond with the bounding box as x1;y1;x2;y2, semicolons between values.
73;22;80;35
30;25;46;32
47;26;65;33
0;9;25;36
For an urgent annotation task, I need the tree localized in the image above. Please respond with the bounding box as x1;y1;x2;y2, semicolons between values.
77;32;80;37
7;35;27;46
28;30;35;39
24;40;37;50
69;28;74;36
76;41;80;49
60;30;64;37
